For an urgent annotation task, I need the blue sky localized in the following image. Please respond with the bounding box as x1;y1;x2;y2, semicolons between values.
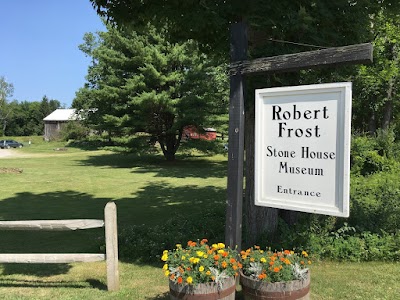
0;0;105;108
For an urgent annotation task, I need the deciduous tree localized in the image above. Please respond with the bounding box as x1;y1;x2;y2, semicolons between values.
90;0;400;244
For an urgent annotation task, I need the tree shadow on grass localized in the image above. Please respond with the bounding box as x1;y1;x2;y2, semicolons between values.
0;277;106;290
146;292;169;299
1;264;72;277
75;152;228;179
0;182;226;276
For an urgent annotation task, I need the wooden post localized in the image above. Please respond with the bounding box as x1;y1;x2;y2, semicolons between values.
104;202;120;291
225;22;247;250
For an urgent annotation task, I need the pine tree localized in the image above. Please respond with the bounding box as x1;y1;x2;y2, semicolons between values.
74;25;228;160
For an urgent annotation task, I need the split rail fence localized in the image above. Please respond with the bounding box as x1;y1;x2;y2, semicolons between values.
0;201;119;291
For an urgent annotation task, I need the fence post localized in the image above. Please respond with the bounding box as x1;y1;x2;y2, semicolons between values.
105;202;120;291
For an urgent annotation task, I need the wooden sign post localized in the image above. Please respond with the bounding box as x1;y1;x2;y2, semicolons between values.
225;21;373;249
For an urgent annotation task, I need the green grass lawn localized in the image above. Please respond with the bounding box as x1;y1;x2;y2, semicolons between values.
0;139;399;299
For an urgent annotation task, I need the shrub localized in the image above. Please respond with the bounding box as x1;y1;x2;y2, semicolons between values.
118;211;225;263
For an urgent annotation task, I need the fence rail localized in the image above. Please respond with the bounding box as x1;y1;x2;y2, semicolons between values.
0;202;119;291
0;219;104;231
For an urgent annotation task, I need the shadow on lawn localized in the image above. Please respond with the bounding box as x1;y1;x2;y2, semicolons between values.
0;183;226;276
76;152;228;179
0;277;106;290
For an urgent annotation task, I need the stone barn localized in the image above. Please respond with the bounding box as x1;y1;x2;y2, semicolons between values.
43;109;78;141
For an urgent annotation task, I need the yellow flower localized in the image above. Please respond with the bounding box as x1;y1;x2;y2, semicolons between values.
190;257;200;264
212;244;218;249
308;260;312;265
163;264;168;270
206;271;211;276
199;266;205;272
182;256;186;260
164;270;170;277
161;254;168;261
302;251;308;258
163;250;168;254
217;243;225;249
197;251;205;257
260;257;267;263
218;249;225;254
186;277;193;284
203;254;208;259
176;244;182;249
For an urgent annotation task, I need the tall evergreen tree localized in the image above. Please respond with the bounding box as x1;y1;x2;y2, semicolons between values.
74;25;228;161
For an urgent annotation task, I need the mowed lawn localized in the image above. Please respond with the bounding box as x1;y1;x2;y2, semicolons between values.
0;142;399;299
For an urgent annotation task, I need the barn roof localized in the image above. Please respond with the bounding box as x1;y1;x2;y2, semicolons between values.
43;109;78;121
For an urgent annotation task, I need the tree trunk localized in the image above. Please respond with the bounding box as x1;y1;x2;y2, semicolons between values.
382;45;398;130
382;81;394;130
368;110;376;136
243;98;278;246
159;130;182;161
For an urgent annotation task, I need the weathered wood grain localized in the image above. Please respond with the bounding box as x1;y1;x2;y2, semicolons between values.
0;219;104;231
105;202;120;291
0;253;105;263
229;43;373;75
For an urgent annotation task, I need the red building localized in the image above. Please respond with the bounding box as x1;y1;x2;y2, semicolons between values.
182;126;217;141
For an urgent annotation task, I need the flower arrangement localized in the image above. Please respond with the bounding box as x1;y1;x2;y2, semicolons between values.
240;246;311;283
161;239;241;286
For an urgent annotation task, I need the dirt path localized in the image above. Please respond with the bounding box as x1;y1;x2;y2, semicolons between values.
0;149;19;158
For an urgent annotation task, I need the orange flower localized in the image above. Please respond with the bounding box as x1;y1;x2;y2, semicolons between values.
254;245;260;249
258;273;267;280
186;267;191;271
211;276;216;281
200;238;208;245
230;258;236;264
280;257;285;262
214;255;219;261
241;254;248;260
300;260;305;265
250;258;255;262
170;274;175;280
232;265;238;270
269;261;274;266
187;240;197;247
221;261;228;268
273;267;280;273
177;277;183;284
284;250;290;255
237;262;243;268
222;251;228;257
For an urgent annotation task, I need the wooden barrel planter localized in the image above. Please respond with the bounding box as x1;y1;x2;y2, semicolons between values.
169;277;236;300
240;271;310;300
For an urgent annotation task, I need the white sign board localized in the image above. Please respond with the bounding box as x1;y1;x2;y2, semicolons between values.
255;82;351;217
